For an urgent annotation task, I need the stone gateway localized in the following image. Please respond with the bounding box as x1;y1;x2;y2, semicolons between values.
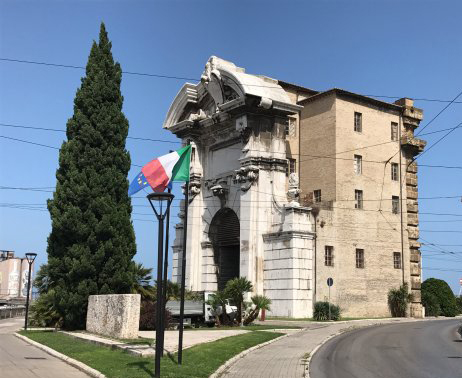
164;57;425;318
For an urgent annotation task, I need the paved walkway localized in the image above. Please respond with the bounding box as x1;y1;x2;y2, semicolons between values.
221;318;449;378
140;329;251;353
0;317;89;378
66;328;254;356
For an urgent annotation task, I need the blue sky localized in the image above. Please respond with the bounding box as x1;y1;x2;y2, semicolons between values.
0;0;461;294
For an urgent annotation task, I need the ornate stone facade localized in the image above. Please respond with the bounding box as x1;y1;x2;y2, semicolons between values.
164;57;425;318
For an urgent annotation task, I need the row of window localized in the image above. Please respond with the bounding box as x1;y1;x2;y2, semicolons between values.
354;112;399;141
313;189;400;213
354;155;399;181
324;246;402;269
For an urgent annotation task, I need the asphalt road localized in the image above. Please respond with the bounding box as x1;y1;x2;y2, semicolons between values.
0;316;89;378
310;319;462;378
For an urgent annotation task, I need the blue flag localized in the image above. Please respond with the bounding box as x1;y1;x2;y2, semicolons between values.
128;172;149;196
128;172;173;196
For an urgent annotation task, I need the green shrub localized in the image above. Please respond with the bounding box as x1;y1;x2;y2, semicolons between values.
421;291;440;316
388;283;413;317
313;301;341;321
455;296;462;315
421;278;458;317
29;290;63;328
139;300;172;331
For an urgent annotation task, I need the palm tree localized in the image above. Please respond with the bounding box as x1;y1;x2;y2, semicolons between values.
132;263;156;300
243;295;272;325
206;290;231;326
388;283;413;317
225;277;253;326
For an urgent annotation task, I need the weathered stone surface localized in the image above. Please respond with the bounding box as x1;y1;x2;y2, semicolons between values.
86;294;140;339
410;249;421;263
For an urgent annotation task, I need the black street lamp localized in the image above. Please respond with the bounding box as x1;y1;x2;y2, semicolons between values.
24;252;37;331
147;192;174;378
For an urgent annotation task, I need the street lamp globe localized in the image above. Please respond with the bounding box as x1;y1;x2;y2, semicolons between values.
25;252;37;264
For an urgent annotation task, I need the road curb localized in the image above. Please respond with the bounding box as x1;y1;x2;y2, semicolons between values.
15;332;106;378
303;326;351;378
209;331;293;378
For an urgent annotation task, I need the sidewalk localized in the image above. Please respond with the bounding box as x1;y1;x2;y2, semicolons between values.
220;317;448;378
0;317;89;378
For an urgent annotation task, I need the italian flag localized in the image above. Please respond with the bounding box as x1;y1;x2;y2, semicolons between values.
142;145;191;192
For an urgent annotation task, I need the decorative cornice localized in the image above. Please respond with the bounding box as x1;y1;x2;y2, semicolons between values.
263;230;315;242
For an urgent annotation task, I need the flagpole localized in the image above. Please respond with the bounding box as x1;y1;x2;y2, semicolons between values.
178;144;191;365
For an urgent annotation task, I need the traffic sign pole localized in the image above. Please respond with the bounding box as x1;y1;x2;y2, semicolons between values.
327;278;333;321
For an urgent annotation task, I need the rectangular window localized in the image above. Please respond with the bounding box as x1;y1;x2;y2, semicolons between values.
355;190;363;209
314;189;322;203
391;163;399;181
356;249;365;268
391;122;398;141
325;246;334;267
393;252;402;269
287;158;296;175
354;112;362;132
285;116;296;137
354;155;362;175
392;196;400;214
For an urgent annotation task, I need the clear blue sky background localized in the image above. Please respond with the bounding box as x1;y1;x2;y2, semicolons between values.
1;0;461;294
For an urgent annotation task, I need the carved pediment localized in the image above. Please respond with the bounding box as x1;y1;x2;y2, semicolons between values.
163;56;298;130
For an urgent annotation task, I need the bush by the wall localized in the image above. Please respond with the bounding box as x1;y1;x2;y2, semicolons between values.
421;291;440;317
139;300;172;331
455;296;462;315
421;278;458;317
388;283;413;317
313;301;341;321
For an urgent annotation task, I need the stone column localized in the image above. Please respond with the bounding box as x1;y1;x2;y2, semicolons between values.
263;206;315;318
395;98;426;318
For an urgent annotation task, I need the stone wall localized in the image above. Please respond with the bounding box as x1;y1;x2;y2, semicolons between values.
263;206;315;318
86;294;140;339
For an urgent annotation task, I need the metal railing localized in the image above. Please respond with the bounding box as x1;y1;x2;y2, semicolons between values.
0;306;26;320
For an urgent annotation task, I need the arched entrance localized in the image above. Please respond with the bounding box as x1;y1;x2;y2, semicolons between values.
209;208;240;291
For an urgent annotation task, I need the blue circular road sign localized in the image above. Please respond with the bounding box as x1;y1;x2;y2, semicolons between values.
327;277;333;287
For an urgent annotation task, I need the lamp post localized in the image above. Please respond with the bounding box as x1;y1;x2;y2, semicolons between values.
24;252;37;331
147;192;174;378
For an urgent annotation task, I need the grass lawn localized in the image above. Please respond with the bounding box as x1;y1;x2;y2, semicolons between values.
19;330;282;378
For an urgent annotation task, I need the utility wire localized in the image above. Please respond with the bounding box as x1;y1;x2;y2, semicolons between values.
2;57;462;105
0;122;180;144
413;121;462;162
415;89;462;136
3;127;462;169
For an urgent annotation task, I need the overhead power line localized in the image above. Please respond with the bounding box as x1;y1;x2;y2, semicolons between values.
2;57;462;104
413;121;462;162
0;122;180;144
415;89;462;136
3;126;462;170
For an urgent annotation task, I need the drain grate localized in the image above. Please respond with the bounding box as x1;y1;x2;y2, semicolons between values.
25;357;47;360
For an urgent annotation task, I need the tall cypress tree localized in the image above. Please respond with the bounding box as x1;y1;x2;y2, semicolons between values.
46;23;136;329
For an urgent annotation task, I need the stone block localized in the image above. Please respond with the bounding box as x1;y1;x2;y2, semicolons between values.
86;294;140;339
410;250;421;263
410;262;421;276
407;213;418;226
411;289;421;303
410;303;423;318
407;200;418;213
410;276;421;290
407;187;418;200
